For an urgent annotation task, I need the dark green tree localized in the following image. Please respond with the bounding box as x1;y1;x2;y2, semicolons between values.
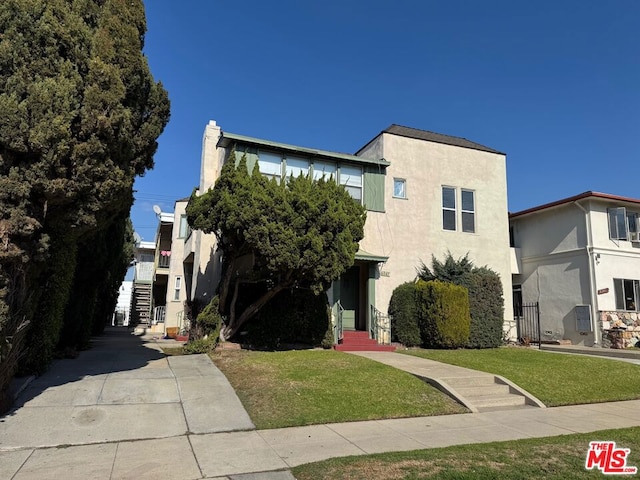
417;252;504;348
0;0;169;403
186;154;366;340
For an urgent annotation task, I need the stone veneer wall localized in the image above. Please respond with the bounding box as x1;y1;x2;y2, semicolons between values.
599;311;640;349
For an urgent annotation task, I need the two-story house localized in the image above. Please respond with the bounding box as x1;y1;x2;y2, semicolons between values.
510;191;640;348
174;121;514;347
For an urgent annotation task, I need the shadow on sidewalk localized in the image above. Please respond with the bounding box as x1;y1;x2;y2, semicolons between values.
2;326;167;418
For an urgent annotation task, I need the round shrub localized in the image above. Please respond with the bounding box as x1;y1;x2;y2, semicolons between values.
388;282;421;347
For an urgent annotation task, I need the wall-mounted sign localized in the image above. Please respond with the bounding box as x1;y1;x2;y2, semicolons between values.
597;288;609;295
380;271;390;277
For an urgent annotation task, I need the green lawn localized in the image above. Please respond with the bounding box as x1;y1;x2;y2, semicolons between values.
292;426;640;479
211;349;467;429
401;347;640;406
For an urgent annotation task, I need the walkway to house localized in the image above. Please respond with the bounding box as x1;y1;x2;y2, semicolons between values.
2;329;640;479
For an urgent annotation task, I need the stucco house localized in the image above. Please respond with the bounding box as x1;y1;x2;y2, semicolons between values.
161;120;514;347
510;191;640;348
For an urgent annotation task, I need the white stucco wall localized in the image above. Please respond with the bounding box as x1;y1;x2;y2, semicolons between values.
165;201;188;330
358;133;513;330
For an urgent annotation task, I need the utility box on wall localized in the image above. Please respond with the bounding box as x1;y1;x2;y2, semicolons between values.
575;305;593;332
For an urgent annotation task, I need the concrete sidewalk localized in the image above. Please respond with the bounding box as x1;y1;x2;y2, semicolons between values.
2;329;640;479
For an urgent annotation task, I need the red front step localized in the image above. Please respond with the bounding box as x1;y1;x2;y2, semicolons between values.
334;330;396;352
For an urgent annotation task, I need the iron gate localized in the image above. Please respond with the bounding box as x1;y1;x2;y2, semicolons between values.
514;301;540;345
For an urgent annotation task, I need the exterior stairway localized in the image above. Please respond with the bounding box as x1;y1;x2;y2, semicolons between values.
335;330;396;352
443;375;535;412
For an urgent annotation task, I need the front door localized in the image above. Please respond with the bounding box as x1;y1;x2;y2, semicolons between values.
340;266;360;330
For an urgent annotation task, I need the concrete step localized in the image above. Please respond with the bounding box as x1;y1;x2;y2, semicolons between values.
469;393;526;409
455;384;511;397
335;344;396;352
443;376;497;387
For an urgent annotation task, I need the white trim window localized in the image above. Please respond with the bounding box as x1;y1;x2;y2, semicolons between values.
178;215;190;239
173;276;182;301
284;156;309;182
393;178;406;199
312;161;337;181
442;186;456;231
614;278;640;311
258;151;282;183
461;189;475;233
339;165;363;202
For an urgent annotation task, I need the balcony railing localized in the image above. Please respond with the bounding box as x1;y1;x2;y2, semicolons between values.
158;251;171;268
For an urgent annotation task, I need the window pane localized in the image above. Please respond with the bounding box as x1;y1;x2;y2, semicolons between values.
462;190;474;211
635;280;640;312
442;187;456;209
608;207;627;240
340;166;362;188
614;279;624;310
628;213;638;234
285;156;309;180
179;215;189;238
345;185;362;201
312;161;336;181
443;210;456;231
462;212;475;233
258;151;282;177
393;179;406;198
624;279;636;310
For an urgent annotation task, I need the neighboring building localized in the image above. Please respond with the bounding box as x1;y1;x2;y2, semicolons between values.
130;240;155;325
510;191;640;348
174;120;514;345
113;280;132;326
149;210;174;331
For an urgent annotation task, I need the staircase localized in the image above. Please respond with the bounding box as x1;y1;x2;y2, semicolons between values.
131;283;152;326
444;375;533;412
335;331;395;352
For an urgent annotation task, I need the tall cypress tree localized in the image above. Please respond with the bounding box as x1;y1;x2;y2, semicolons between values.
0;0;169;405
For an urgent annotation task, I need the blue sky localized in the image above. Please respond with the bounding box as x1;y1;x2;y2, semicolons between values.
132;0;640;242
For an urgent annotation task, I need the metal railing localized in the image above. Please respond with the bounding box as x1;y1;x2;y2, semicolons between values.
334;300;344;345
370;305;391;345
158;254;171;268
152;305;166;325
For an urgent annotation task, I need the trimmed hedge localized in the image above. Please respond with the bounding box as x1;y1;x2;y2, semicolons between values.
416;280;470;349
389;282;421;347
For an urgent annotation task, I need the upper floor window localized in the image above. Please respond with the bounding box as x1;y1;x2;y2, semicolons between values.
285;156;309;181
178;215;190;238
608;207;640;240
258;151;282;183
461;189;475;233
312;161;337;181
173;276;182;301
393;178;407;199
339;165;363;202
614;278;639;311
442;186;456;231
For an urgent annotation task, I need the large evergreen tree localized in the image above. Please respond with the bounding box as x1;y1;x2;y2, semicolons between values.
186;154;366;340
0;0;169;407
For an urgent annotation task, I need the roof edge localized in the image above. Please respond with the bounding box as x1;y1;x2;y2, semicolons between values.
510;191;640;218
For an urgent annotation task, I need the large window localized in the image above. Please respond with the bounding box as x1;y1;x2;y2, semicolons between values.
461;189;475;233
258;151;282;183
339;165;363;202
312;161;336;181
608;207;640;240
284;156;309;181
442;186;456;231
178;215;190;238
614;278;640;311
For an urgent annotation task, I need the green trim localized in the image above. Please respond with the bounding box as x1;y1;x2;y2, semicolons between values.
355;250;388;263
220;132;390;167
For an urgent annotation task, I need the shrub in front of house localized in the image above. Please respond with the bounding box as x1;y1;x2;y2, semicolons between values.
184;296;222;354
467;267;504;348
388;282;421;347
415;280;470;349
242;288;330;349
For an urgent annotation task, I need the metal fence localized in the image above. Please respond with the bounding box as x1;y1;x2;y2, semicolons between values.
515;301;540;345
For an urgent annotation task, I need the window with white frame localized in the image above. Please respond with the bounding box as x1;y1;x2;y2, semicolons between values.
284;156;309;181
312;160;337;181
258;151;282;183
608;207;640;240
614;278;640;311
393;178;406;199
339;165;363;202
442;186;456;231
461;189;475;233
173;276;182;301
178;215;190;238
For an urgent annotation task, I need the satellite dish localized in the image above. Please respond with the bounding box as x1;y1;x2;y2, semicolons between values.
152;205;162;215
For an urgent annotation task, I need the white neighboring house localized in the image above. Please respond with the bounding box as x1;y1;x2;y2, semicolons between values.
510;191;640;348
113;281;132;326
176;121;514;346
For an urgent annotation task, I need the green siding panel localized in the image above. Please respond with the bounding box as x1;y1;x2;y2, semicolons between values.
364;169;385;212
